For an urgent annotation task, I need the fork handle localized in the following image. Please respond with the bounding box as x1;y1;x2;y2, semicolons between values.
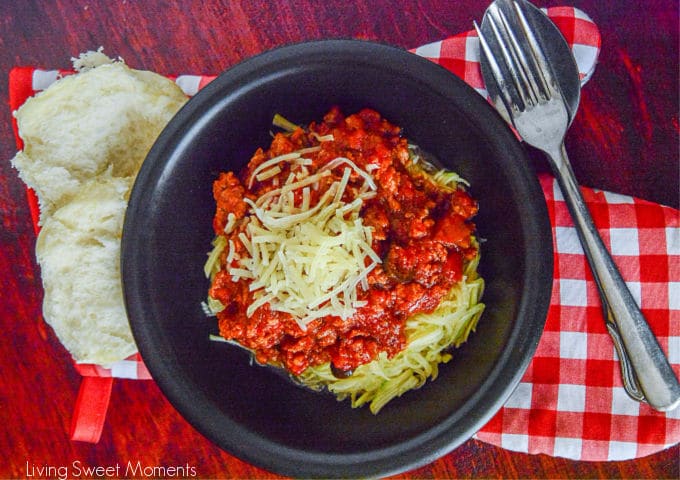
547;143;680;412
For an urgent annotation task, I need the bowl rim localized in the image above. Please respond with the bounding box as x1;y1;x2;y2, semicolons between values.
122;38;553;478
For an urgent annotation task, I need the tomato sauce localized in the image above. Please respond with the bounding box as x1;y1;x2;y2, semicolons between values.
209;107;478;376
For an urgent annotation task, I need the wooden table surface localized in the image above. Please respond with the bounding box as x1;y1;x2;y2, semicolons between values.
1;1;678;478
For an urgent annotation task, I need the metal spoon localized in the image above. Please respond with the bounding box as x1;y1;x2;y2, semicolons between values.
476;0;680;411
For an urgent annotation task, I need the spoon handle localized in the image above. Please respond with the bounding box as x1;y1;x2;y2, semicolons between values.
546;143;680;412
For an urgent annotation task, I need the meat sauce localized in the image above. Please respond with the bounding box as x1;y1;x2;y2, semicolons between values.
209;107;478;376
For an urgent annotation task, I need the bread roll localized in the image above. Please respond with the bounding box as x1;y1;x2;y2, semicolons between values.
12;57;187;221
36;173;136;365
12;52;188;365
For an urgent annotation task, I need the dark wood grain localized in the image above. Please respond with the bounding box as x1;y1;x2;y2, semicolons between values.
1;1;677;479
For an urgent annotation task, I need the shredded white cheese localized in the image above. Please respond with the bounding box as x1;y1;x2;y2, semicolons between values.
235;150;380;330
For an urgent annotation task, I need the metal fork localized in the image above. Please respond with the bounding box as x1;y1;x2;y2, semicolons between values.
475;0;680;411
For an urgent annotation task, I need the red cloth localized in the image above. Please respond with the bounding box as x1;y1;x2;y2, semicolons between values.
9;6;679;461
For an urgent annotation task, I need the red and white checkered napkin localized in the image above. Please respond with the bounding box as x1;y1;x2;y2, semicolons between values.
474;176;680;460
9;6;679;460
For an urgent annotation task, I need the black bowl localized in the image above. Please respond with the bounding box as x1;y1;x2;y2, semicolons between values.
122;39;552;478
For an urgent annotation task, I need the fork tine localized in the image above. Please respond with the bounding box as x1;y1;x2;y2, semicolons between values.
511;0;555;97
474;21;502;90
474;20;514;113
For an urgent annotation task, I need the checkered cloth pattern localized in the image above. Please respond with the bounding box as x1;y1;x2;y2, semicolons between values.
9;6;679;460
474;175;680;460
